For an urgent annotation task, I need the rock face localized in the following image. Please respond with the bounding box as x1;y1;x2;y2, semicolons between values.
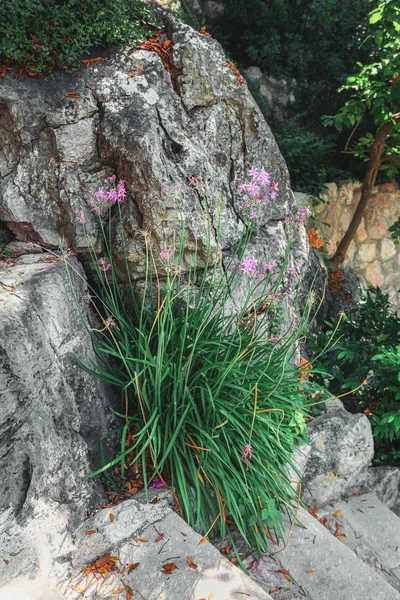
301;399;374;507
366;466;400;516
0;255;114;590
0;15;305;279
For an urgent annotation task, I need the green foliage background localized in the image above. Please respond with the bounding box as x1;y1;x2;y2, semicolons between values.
206;0;377;193
310;287;400;465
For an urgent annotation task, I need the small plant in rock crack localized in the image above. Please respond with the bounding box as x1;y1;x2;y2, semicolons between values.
65;169;325;556
0;248;11;260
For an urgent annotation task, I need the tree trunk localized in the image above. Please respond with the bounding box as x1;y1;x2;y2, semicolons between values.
330;120;393;268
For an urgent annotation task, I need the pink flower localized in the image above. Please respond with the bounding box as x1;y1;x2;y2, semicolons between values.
250;211;257;219
160;244;176;262
73;208;86;223
248;183;260;198
99;257;111;272
268;337;279;342
287;267;298;277
263;260;277;271
108;189;118;203
240;443;253;470
238;257;258;276
149;479;165;489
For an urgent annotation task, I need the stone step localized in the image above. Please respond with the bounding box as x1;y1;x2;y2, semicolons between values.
275;506;400;600
322;492;400;592
58;494;273;600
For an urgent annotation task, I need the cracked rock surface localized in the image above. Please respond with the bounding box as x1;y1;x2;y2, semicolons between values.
0;256;114;593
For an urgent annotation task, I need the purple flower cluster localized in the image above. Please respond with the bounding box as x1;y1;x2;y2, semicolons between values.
236;167;279;213
160;244;176;263
99;257;111;272
90;176;126;216
234;257;278;281
240;443;253;471
284;205;311;226
189;174;206;196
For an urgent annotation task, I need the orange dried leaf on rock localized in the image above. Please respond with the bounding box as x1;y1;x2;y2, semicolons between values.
333;509;341;519
339;533;346;541
80;57;106;68
127;562;140;572
113;589;124;595
307;569;316;574
230;557;238;564
354;492;361;496
226;60;244;85
133;536;148;543
109;513;115;522
364;408;373;416
155;534;164;543
269;588;281;594
161;562;177;574
200;26;212;37
60;91;80;101
162;39;172;49
199;537;207;545
86;529;96;535
187;556;198;569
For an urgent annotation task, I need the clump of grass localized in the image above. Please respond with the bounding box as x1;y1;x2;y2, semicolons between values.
66;172;323;554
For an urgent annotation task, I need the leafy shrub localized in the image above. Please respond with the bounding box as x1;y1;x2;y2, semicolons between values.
66;172;324;554
389;217;400;245
0;0;161;74
273;119;337;195
310;286;400;465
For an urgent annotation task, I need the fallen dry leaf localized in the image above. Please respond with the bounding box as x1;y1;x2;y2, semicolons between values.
269;588;281;594
113;590;124;595
86;530;96;535
161;562;177;574
109;513;115;522
279;568;292;581
127;562;140;572
333;509;341;519
199;537;207;545
133;536;148;543
80;57;106;68
187;556;198;569
9;549;24;557
60;91;80;101
307;569;316;574
226;60;244;85
339;533;346;541
155;534;164;543
354;492;361;497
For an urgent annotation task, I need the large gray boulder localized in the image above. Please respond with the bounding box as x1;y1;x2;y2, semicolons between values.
0;255;114;592
0;15;310;283
301;399;374;507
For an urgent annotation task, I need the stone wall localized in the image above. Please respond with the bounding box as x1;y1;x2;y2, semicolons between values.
297;181;400;310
